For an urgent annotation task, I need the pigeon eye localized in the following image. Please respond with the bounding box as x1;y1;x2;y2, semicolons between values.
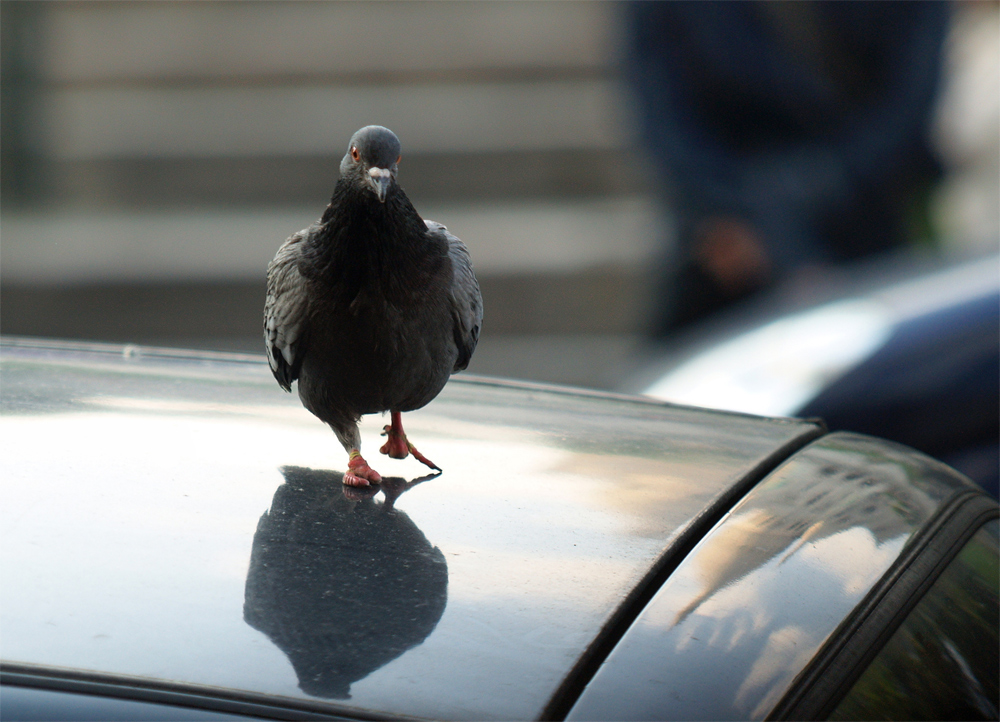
350;146;360;162
396;155;401;165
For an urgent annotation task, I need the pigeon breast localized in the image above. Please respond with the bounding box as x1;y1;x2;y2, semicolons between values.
264;176;481;432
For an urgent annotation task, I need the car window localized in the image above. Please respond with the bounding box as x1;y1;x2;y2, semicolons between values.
828;519;999;720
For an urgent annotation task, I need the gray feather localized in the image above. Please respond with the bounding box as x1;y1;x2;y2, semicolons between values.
425;220;482;372
264;226;313;391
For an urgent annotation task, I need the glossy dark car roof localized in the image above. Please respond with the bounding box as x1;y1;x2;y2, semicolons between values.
0;338;821;719
567;432;986;720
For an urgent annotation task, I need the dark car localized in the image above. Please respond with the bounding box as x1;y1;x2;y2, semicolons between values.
1;337;997;720
635;254;1000;498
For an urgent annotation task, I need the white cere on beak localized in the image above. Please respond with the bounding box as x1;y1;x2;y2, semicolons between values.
368;166;393;202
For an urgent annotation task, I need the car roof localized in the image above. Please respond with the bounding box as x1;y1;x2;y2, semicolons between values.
0;338;821;720
565;431;990;720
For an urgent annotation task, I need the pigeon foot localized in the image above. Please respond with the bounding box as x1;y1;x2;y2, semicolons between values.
380;413;441;471
344;451;382;487
380;424;411;459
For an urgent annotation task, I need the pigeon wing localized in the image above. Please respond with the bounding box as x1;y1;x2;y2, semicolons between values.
426;220;482;372
264;227;313;391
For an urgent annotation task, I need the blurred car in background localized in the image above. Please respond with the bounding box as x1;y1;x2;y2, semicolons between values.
1;337;997;720
632;253;999;498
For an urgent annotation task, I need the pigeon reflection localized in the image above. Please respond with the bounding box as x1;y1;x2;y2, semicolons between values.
244;466;447;699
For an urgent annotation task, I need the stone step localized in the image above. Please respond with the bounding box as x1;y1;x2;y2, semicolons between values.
42;2;619;84
0;199;661;283
0;268;652;343
35;149;644;208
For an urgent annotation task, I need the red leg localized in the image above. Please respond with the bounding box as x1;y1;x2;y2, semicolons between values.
380;411;410;459
344;450;382;487
380;411;441;471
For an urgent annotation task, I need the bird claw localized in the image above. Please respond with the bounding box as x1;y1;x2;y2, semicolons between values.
408;444;441;472
380;424;411;460
379;425;440;470
345;453;381;487
343;471;370;487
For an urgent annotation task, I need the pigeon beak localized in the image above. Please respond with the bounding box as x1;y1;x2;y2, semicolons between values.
368;167;392;203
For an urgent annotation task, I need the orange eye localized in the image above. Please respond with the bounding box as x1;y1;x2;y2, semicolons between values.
350;146;360;162
396;155;401;165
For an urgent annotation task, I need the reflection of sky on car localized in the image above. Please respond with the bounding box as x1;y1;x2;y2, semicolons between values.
656;526;907;718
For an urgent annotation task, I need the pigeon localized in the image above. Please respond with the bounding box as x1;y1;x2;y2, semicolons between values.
264;126;482;487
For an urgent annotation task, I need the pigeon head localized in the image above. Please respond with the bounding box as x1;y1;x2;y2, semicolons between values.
340;126;402;203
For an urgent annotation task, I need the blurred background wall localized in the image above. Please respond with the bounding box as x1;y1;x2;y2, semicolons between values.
1;0;997;390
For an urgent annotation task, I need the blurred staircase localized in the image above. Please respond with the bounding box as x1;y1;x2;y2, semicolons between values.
1;1;658;388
